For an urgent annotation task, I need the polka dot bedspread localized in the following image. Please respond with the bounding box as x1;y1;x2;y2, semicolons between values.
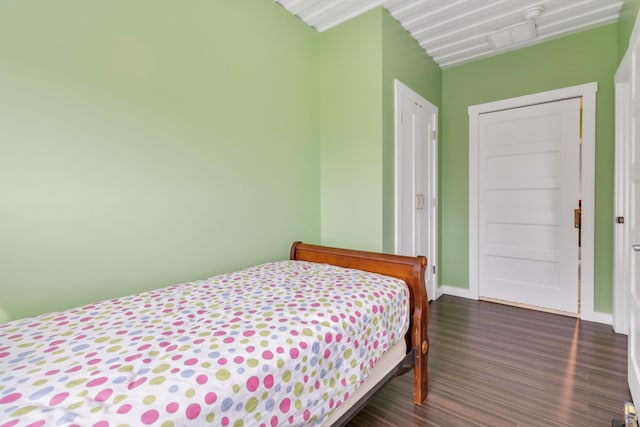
0;260;409;427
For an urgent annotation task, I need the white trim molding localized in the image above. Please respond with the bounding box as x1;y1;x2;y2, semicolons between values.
468;82;603;323
441;284;476;300
613;73;630;334
433;285;445;300
394;79;439;302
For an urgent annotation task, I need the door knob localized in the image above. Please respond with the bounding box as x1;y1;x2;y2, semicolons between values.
633;244;640;252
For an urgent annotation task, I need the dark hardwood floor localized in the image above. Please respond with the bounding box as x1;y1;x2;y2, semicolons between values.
347;295;631;427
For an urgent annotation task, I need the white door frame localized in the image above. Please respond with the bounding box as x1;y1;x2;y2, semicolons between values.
468;82;606;323
614;53;631;334
394;79;439;300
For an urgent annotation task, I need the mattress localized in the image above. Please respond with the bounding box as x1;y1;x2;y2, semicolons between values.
320;338;406;426
0;260;410;427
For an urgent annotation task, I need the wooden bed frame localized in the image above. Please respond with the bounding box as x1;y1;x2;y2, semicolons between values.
289;242;429;406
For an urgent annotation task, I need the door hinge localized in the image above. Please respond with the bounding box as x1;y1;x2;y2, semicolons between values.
432;130;437;141
616;216;625;224
432;265;436;274
574;208;581;229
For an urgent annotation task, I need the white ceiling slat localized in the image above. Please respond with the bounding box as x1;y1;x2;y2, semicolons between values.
537;14;620;40
537;2;623;33
390;0;442;17
303;0;359;27
438;13;618;68
428;33;488;55
409;0;514;38
540;0;615;19
275;0;623;68
276;0;323;18
415;6;528;47
392;0;466;24
382;0;412;11
314;0;386;32
433;43;489;62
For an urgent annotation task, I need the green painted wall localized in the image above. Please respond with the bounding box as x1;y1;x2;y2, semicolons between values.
5;0;622;321
381;10;442;254
319;8;441;253
319;9;384;252
441;24;618;313
618;0;640;63
0;0;320;322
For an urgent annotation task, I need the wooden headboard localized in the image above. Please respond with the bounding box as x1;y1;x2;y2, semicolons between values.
289;241;429;404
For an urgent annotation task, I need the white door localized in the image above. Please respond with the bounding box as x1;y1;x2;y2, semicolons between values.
395;80;438;300
478;99;581;313
614;76;630;335
628;40;640;407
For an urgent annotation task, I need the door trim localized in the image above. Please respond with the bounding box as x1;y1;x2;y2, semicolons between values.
468;82;605;323
614;57;630;334
394;79;439;301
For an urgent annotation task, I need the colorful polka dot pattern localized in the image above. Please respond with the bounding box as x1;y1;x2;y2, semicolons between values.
0;261;409;426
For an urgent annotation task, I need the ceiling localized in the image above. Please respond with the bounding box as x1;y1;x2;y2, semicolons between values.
275;0;623;68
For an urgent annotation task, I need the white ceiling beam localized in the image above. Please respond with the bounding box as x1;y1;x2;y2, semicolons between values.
400;0;469;27
410;0;513;37
314;0;385;32
438;13;618;68
382;0;412;11
416;6;526;48
275;0;623;69
277;0;323;18
539;0;618;20
432;42;489;62
390;0;462;21
537;2;623;32
537;14;619;38
428;32;487;55
303;0;362;26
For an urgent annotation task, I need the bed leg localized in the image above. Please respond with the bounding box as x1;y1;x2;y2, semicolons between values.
412;293;429;404
413;335;429;404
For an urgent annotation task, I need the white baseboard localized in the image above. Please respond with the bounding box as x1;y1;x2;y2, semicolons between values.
434;285;613;325
581;310;613;326
438;285;613;326
440;284;477;300
431;285;444;300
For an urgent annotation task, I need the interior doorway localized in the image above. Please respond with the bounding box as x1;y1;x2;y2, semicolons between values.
476;98;581;314
468;83;600;321
394;80;438;301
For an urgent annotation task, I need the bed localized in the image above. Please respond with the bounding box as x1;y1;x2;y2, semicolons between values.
0;242;429;427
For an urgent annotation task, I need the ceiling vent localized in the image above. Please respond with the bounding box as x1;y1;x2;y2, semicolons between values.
487;5;544;50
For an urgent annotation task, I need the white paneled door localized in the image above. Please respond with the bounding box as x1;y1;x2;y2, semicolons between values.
395;80;438;301
478;99;581;313
628;37;640;407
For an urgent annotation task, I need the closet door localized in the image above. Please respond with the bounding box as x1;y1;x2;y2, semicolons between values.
628;36;640;407
395;80;438;299
478;98;581;313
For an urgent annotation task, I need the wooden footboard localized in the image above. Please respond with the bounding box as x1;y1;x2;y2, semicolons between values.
289;242;429;404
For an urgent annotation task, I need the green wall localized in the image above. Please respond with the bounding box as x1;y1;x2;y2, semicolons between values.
0;0;320;322
319;9;384;251
0;2;440;323
3;0;628;321
618;0;640;63
320;8;442;253
441;24;618;313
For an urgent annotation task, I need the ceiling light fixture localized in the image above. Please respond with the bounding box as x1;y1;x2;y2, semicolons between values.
523;5;544;21
487;4;544;50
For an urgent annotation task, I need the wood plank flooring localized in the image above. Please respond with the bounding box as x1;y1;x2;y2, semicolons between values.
347;295;631;427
